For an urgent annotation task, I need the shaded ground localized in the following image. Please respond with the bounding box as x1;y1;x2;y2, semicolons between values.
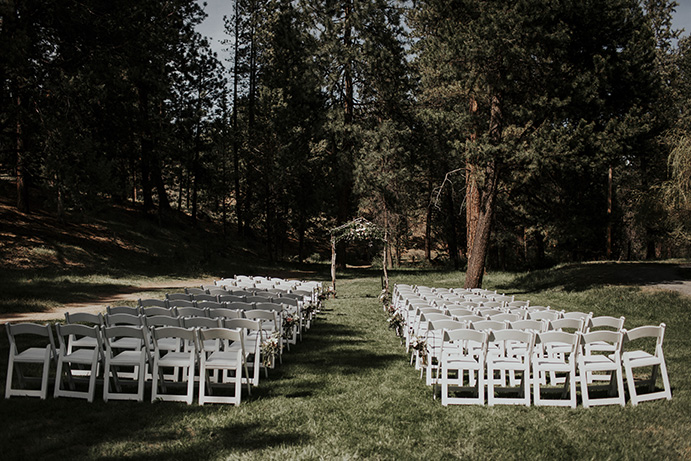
0;278;211;323
502;261;691;296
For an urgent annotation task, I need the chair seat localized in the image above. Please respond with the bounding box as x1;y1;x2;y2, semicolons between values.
14;349;51;363
534;358;572;371
157;338;181;351
157;351;195;367
71;337;99;349
111;338;142;350
623;350;659;366
205;351;242;368
489;357;526;370
580;354;617;370
110;351;145;366
444;356;483;367
62;349;98;365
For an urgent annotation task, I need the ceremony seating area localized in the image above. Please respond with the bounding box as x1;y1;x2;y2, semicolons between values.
389;283;672;407
4;275;324;406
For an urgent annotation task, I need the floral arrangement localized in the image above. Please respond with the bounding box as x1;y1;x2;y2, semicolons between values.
331;218;386;244
316;285;330;302
283;315;299;340
302;302;317;318
261;333;280;368
410;335;428;366
388;310;405;337
379;289;391;308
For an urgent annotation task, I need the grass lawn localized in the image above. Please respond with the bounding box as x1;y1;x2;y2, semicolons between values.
1;264;690;460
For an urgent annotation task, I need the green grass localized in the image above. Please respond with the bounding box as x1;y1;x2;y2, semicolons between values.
1;265;690;459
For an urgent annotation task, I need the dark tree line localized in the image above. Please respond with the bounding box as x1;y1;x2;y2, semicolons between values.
2;0;690;285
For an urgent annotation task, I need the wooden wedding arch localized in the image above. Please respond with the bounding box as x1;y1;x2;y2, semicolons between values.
329;218;389;297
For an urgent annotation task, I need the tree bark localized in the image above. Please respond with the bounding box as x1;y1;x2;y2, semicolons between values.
425;176;433;261
16;95;28;212
464;160;499;288
336;0;354;270
465;97;479;260
465;92;502;288
232;0;243;234
465;161;480;260
138;85;155;211
606;165;613;259
444;186;460;269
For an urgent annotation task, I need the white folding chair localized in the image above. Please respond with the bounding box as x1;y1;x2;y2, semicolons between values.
107;305;141;316
223;318;264;386
622;324;672;406
5;323;56;399
439;329;487;406
545;318;586;385
174;306;208;318
151;326;198;404
413;313;449;370
578;330;625;407
528;310;563;322
138;299;168;309
532;331;579;408
145;315;183;380
64;312;104;369
141;306;177;317
490;313;522;323
102;325;152;402
487;329;534;406
507;319;547;386
507;300;530;308
584;316;625;382
54;324;103;402
198;328;251;405
166;293;192;302
424;319;466;387
208;307;244;320
245;309;283;362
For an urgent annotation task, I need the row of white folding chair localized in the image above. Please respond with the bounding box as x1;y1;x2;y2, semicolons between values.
207;280;319;309
106;309;282;341
395;283;528;308
5;320;259;405
417;316;615;386
101;308;283;364
434;323;670;407
216;276;321;297
114;300;297;321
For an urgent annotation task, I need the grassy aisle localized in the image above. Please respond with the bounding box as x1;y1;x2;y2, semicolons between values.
1;270;690;459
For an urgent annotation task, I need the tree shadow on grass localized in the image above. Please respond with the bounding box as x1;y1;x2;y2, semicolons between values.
498;261;689;294
285;321;401;376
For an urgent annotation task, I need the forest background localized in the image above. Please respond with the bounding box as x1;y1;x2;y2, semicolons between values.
2;0;691;288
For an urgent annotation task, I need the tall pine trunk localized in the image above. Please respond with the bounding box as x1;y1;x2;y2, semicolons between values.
16;95;28;212
232;0;243;235
465;93;502;288
444;186;460;269
464;160;499;288
465;161;480;259
336;0;354;269
138;85;155;211
425;175;433;261
465;98;479;260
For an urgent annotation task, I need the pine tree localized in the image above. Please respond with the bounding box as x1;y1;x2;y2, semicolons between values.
411;0;659;286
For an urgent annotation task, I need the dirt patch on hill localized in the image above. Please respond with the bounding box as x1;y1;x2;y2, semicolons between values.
642;264;691;297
